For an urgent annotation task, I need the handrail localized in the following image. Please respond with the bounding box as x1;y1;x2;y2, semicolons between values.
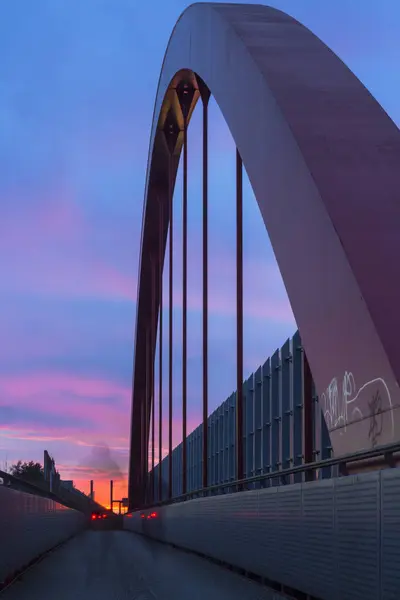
0;469;51;496
0;469;106;514
135;440;400;511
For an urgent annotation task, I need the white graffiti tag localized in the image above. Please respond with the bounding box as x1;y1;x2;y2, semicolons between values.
321;372;394;438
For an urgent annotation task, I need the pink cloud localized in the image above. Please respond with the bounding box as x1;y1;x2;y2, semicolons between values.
0;371;129;402
0;371;132;453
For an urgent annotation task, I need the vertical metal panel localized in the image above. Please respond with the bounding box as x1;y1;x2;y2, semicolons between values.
161;455;168;501
221;404;225;485
188;433;192;492
192;430;196;491
254;366;262;481
188;433;192;493
246;375;255;483
243;379;247;479
224;399;229;482
271;349;282;483
172;448;176;498
213;411;218;488
196;423;200;491
174;446;182;496
214;407;220;484
176;446;180;497
312;382;321;479
215;409;220;486
181;442;184;496
209;413;214;486
191;431;195;491
229;393;236;482
281;338;292;480
198;423;203;490
197;426;200;491
313;383;321;463
303;352;314;482
153;464;158;501
207;416;212;487
262;358;271;487
178;444;182;497
218;405;223;485
212;410;216;487
292;331;304;483
186;435;190;493
186;435;189;493
321;411;332;479
185;436;189;493
194;425;198;491
171;450;175;497
213;411;218;487
192;427;196;492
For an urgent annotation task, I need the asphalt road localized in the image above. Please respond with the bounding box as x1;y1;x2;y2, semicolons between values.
2;530;285;600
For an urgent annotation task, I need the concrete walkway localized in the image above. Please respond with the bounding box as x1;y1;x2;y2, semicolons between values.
2;530;285;599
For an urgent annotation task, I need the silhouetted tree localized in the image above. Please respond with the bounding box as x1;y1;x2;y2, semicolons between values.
10;460;44;483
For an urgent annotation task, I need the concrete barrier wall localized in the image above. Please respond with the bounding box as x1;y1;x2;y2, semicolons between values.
0;486;85;584
124;468;400;600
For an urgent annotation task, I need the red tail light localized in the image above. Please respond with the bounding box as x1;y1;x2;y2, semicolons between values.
150;512;157;518
140;513;145;519
91;514;97;520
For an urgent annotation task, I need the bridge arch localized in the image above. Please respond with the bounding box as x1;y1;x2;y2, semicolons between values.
130;2;400;504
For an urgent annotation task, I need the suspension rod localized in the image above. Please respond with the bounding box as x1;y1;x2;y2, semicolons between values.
141;383;145;507
151;259;155;503
236;148;244;482
202;97;209;489
158;199;163;501
182;115;188;495
168;156;173;500
144;328;150;506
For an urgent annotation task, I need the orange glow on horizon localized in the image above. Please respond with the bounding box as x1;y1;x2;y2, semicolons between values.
72;477;128;510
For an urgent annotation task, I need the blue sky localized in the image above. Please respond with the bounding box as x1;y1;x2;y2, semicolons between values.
0;0;398;505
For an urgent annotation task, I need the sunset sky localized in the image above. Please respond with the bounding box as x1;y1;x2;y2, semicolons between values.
0;0;399;508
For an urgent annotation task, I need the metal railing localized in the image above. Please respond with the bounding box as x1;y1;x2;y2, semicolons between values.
136;440;400;511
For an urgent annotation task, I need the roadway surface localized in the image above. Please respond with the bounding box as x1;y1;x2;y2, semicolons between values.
2;530;286;599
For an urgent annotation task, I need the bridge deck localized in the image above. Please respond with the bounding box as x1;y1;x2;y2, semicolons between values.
2;530;285;599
